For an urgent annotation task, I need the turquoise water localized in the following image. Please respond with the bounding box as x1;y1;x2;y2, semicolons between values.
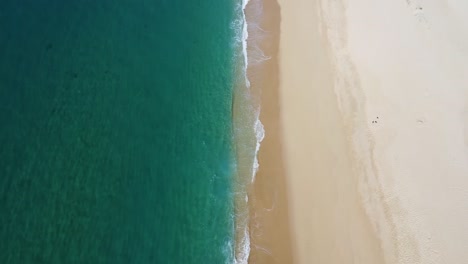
0;0;241;263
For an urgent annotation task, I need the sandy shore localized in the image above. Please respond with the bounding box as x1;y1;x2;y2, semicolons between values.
254;0;468;263
276;0;384;262
245;0;294;263
332;1;468;263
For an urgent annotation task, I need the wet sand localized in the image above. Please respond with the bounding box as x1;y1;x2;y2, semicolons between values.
245;0;294;263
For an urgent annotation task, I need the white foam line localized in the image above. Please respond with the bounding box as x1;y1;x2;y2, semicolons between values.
242;0;250;89
234;2;252;264
233;0;266;263
251;112;265;183
235;226;251;264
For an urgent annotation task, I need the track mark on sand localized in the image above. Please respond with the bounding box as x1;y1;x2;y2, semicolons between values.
405;0;430;28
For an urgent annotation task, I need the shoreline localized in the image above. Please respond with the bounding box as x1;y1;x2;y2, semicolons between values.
245;0;384;262
244;0;384;262
245;0;294;263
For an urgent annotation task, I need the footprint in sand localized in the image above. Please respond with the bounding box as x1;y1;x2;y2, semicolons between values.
406;0;430;27
414;6;427;23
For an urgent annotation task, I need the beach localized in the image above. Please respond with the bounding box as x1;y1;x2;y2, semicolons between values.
1;0;467;262
276;0;384;262
245;0;294;263
252;0;468;263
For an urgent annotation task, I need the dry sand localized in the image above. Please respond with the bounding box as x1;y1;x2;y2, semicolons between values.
331;1;468;263
275;0;384;263
262;0;468;263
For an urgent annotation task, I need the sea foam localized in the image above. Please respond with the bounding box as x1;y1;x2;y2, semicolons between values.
230;0;266;263
234;2;253;262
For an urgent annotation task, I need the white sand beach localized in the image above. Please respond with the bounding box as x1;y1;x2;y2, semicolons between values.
261;0;468;263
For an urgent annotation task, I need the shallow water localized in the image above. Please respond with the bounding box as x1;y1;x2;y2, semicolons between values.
0;0;239;263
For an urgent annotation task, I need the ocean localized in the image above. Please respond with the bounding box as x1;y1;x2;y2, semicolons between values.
0;0;256;263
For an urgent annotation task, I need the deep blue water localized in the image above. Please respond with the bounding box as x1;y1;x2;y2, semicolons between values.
0;0;238;263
